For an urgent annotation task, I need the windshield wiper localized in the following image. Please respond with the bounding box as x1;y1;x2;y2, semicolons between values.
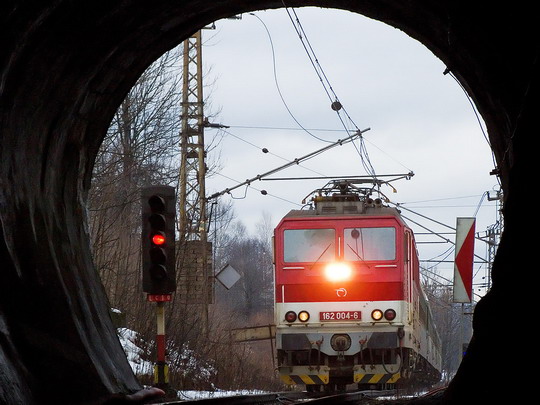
310;243;332;268
346;243;371;268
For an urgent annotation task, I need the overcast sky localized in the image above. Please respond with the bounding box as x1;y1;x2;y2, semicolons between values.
199;7;499;299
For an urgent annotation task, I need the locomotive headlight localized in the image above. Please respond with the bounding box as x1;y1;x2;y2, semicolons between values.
371;309;384;321
298;311;310;322
324;262;352;282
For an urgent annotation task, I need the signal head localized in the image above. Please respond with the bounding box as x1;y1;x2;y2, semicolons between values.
141;186;176;295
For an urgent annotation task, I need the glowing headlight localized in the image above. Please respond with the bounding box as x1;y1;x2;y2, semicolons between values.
324;262;352;282
298;311;310;322
371;309;384;321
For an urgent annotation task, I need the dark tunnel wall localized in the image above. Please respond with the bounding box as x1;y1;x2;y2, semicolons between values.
0;1;533;403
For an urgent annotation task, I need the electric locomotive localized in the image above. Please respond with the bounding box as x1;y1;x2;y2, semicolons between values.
274;180;442;391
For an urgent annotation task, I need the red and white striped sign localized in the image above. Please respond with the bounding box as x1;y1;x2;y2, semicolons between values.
453;217;476;303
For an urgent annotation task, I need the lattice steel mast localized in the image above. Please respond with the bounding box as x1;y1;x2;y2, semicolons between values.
178;30;211;334
179;30;206;239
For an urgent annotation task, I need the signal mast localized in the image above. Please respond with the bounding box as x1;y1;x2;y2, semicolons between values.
178;29;212;336
178;16;241;336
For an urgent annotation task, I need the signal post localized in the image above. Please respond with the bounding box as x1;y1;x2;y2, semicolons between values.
141;185;176;391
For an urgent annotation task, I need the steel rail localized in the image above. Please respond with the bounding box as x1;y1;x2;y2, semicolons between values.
157;389;406;404
159;391;306;405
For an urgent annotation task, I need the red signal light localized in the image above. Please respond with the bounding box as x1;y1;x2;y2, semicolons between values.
152;233;166;245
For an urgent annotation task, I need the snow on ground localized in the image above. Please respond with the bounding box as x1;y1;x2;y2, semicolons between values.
116;327;216;386
117;327;154;376
177;389;268;401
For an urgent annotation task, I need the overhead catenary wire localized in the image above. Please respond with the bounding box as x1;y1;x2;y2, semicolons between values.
228;124;348;132
390;198;492;267
402;194;491;204
279;3;377;178
207;129;369;201
473;191;487;217
249;12;332;144
217;124;416;186
228;123;414;173
444;69;499;184
250;8;377;179
280;4;353;126
420;268;485;302
220;127;327;177
213;171;302;206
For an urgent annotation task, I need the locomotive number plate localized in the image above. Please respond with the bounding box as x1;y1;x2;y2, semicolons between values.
320;311;361;321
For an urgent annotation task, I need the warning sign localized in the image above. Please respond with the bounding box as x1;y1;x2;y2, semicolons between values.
453;217;476;303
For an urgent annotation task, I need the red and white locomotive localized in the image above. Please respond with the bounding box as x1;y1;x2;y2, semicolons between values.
273;180;442;391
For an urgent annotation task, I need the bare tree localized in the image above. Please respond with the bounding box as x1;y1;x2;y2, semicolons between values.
88;47;182;332
421;267;471;384
213;216;274;323
88;43;281;391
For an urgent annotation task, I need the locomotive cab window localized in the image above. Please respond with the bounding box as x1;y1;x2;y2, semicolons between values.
344;227;396;261
283;228;335;263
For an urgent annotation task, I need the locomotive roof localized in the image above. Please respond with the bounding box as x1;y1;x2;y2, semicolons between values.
282;181;410;225
282;205;404;219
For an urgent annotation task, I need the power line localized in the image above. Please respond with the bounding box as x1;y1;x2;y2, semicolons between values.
207;130;368;200
228;124;347;132
227;123;414;173
401;194;489;204
444;69;499;184
251;9;376;179
212;171;302;207
219;127;327;177
249;12;333;144
280;4;376;178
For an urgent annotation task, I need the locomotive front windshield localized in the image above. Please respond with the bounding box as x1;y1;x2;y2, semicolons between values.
284;229;335;262
283;227;395;263
344;227;395;261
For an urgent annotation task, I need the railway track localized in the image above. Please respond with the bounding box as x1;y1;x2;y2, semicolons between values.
159;391;366;404
158;388;434;405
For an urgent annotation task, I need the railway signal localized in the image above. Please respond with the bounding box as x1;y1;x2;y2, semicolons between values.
141;185;176;297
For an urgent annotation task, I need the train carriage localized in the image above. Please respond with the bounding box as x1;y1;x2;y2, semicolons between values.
273;181;441;391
